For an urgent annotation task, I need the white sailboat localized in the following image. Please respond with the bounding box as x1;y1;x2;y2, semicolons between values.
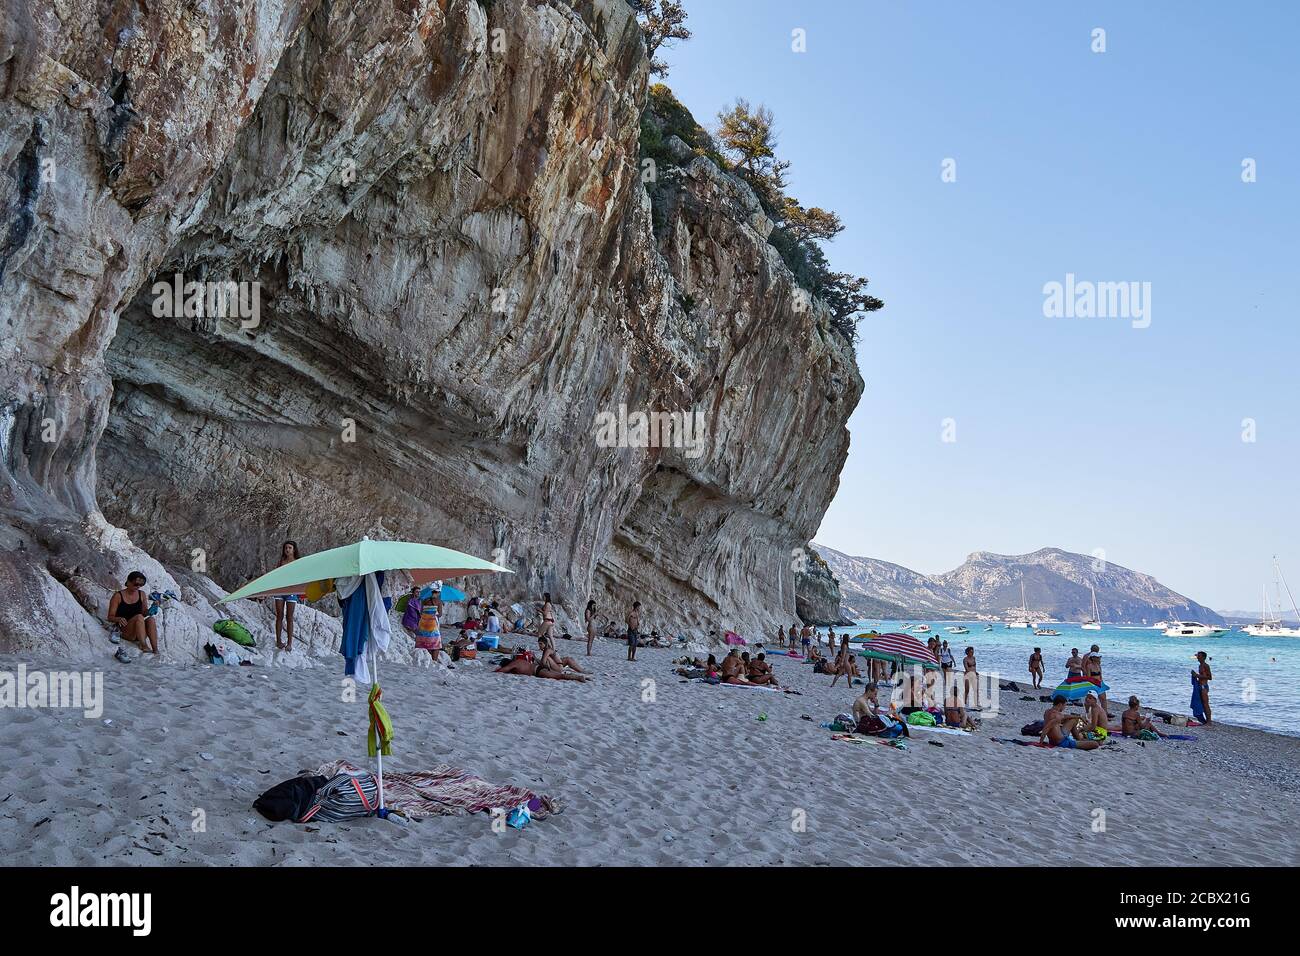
1244;558;1300;637
1081;584;1102;630
1007;582;1032;629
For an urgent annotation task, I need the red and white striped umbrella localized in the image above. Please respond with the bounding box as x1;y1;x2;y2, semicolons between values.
856;632;940;668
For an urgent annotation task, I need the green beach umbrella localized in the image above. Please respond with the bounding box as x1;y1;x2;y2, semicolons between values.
217;538;512;603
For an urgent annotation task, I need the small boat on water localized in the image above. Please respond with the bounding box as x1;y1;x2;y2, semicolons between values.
983;624;994;631
910;624;931;633
945;625;970;635
1163;621;1230;638
1034;627;1060;637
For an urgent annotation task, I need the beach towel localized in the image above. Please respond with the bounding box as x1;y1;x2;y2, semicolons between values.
1190;674;1206;722
724;631;746;645
990;736;1051;749
907;724;969;736
315;760;561;819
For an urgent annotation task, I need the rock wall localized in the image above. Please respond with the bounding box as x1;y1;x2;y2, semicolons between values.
0;0;863;661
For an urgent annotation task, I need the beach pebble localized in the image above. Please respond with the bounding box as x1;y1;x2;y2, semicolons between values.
199;752;214;761
663;833;675;843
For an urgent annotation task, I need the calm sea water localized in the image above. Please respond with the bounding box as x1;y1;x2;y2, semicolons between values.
813;620;1298;737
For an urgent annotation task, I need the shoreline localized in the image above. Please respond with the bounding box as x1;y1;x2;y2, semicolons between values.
4;639;1298;866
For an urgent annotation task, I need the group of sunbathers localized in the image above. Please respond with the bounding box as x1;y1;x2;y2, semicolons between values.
674;648;779;686
1041;691;1167;749
495;634;592;682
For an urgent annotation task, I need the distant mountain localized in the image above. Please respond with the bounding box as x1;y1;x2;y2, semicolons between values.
814;544;1224;626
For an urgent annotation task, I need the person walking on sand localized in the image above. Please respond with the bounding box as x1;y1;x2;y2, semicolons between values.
1194;650;1213;724
939;640;955;673
584;599;597;656
107;570;158;659
788;623;798;649
540;592;556;642
1028;647;1044;689
800;623;813;655
626;601;641;661
962;646;979;709
272;540;301;651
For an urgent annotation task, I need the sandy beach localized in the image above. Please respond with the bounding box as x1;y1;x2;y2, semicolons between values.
3;636;1298;867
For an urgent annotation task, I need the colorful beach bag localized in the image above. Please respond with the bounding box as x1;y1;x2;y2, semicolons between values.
299;771;380;823
417;608;439;639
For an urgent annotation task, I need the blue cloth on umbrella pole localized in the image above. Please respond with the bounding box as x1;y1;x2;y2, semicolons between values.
340;571;389;675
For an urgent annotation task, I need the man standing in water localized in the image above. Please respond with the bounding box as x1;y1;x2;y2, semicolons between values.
1194;650;1213;724
1028;647;1044;689
626;600;641;661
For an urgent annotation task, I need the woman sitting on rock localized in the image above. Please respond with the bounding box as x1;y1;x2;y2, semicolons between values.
107;571;158;658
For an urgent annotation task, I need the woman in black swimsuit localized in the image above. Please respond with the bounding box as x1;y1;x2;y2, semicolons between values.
107;571;158;654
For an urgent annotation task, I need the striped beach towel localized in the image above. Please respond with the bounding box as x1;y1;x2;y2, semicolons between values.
316;760;561;820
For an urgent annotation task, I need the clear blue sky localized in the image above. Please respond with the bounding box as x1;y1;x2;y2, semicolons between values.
660;0;1299;613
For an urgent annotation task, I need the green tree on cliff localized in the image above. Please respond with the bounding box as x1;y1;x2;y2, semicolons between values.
632;1;692;77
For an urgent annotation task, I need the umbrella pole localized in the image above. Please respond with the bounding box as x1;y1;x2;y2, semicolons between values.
371;637;385;812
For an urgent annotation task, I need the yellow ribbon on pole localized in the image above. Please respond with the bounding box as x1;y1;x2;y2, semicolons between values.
368;682;393;757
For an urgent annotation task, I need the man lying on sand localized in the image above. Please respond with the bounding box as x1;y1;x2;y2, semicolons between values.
1122;696;1167;738
1042;696;1101;750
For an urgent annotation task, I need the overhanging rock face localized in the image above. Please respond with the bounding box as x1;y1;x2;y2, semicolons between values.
0;0;862;660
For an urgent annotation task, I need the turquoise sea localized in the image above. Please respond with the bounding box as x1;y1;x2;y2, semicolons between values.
816;620;1298;737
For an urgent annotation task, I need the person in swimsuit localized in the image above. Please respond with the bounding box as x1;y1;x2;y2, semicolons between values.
944;681;977;730
1065;648;1084;678
719;649;750;685
830;635;859;687
1121;696;1166;737
107;571;158;657
1083;690;1116;734
787;623;798;649
626;601;641;661
800;624;812;654
1194;651;1213;724
1042;696;1100;750
962;646;979;708
747;652;779;686
1028;647;1044;689
584;599;597;656
939;640;955;672
272;540;301;651
1084;644;1107;709
540;592;556;643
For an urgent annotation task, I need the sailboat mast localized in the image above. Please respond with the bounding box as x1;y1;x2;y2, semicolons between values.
1278;558;1300;625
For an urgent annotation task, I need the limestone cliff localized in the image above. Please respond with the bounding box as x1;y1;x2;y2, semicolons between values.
0;0;863;661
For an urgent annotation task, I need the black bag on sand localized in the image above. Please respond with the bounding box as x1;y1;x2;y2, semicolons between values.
1020;720;1045;737
254;774;328;822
